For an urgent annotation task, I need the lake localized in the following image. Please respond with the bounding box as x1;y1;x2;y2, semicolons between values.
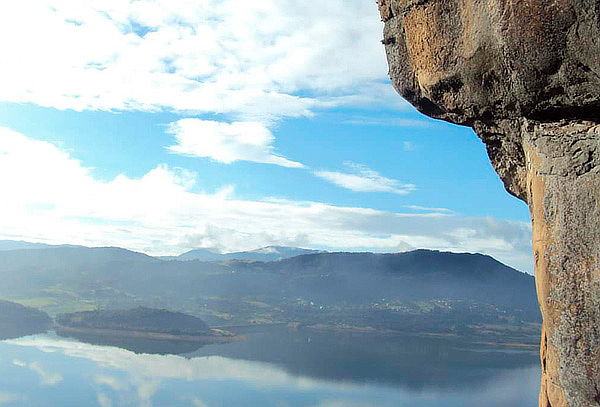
0;326;540;406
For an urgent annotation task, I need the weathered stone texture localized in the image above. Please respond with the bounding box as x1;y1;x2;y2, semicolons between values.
377;1;600;406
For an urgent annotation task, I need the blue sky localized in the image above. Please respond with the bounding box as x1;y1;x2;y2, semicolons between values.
0;1;532;271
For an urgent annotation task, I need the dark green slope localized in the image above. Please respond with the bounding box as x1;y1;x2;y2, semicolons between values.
0;246;539;333
0;300;52;339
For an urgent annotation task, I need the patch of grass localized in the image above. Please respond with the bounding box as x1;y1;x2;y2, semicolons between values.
5;297;98;317
245;300;271;309
9;297;59;309
41;286;79;298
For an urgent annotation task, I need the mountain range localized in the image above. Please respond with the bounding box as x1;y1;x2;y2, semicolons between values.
162;245;324;262
0;241;539;339
0;240;83;251
0;241;323;263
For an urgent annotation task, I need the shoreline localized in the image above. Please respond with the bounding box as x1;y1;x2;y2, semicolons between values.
54;324;244;344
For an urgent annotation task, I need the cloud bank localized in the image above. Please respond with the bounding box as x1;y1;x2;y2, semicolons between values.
0;0;397;120
0;128;532;271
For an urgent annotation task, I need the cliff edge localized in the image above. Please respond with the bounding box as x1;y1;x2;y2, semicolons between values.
377;1;600;405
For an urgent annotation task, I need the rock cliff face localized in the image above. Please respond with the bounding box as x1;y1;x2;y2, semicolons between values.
377;1;600;406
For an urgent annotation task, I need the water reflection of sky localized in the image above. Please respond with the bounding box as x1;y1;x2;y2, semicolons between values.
0;334;539;407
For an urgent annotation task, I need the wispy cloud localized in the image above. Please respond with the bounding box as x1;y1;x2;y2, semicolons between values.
314;162;416;195
97;393;112;407
405;205;453;214
0;128;533;272
137;380;160;407
342;117;431;128
167;119;303;168
402;141;415;151
12;360;63;386
95;375;125;391
0;392;22;405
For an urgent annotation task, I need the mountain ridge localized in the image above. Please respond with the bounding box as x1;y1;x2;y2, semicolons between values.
0;241;538;334
174;245;325;262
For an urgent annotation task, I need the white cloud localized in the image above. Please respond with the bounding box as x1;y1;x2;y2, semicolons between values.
0;392;22;405
402;141;415;151
0;0;391;120
12;360;63;386
95;375;124;391
97;393;112;407
9;336;539;407
167;119;302;168
137;380;160;407
0;128;532;272
405;205;453;214
314;162;416;195
9;336;347;390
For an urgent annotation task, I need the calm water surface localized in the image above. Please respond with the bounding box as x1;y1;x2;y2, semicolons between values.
0;326;539;406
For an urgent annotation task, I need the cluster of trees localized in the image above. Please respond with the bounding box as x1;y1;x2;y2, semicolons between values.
56;307;210;335
0;300;52;339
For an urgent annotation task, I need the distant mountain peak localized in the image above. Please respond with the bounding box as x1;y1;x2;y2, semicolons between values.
251;246;283;254
177;245;325;262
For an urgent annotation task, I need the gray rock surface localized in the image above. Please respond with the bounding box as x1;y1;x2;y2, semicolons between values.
377;1;600;405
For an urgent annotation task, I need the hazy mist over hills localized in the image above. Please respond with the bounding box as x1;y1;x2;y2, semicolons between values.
0;241;539;340
0;241;323;262
172;246;325;262
0;240;83;251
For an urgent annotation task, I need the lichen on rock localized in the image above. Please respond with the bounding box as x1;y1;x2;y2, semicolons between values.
377;1;600;405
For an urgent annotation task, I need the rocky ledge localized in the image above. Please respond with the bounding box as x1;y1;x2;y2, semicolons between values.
377;1;600;406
